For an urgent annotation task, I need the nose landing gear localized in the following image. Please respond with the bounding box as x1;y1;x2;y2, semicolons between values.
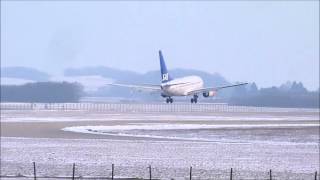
191;94;198;103
166;97;173;103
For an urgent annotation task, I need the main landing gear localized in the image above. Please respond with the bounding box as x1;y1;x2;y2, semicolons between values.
191;94;198;104
166;97;173;103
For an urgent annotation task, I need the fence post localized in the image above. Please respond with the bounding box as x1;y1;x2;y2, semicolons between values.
148;165;152;180
72;163;75;180
189;166;192;180
112;164;114;180
315;171;318;180
269;169;272;180
33;162;36;180
230;168;233;180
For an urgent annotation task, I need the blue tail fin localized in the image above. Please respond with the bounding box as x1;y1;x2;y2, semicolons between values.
159;50;172;83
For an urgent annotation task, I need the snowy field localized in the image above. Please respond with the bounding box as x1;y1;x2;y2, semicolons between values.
1;105;319;179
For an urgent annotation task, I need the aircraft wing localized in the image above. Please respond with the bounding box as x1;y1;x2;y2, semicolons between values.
187;82;248;95
106;83;161;91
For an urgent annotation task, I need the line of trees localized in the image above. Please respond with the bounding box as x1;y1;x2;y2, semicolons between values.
1;80;318;108
229;82;319;108
1;82;83;103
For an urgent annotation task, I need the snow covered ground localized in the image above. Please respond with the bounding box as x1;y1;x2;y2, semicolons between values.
1;108;319;179
1;137;319;179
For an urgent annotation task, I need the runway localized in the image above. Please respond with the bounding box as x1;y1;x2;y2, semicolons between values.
1;105;319;179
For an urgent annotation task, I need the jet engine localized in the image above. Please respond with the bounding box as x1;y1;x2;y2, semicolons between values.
203;91;216;97
161;93;168;98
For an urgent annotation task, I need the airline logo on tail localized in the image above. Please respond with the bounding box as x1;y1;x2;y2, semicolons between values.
159;50;172;83
162;73;169;81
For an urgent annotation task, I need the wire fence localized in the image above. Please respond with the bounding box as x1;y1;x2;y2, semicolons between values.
1;103;318;113
1;162;318;180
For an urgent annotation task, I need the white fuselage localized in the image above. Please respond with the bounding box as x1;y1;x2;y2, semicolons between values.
161;76;204;96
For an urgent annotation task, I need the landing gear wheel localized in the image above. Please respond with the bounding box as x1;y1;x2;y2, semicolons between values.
191;95;198;104
166;98;170;103
166;97;173;104
170;98;173;103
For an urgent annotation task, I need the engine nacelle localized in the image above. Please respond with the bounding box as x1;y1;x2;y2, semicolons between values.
161;93;168;98
203;91;216;97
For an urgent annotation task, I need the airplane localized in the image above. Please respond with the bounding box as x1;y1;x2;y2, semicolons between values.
107;50;248;103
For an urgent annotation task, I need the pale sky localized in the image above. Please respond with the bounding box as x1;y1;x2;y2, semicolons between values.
1;1;319;90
